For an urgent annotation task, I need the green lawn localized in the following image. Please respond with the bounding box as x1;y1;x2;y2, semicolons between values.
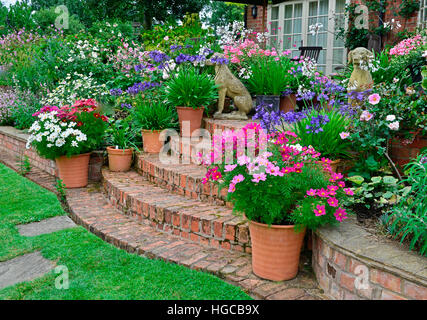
0;164;250;300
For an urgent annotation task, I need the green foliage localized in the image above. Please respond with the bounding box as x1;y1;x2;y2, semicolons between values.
346;175;410;210
55;178;67;202
383;152;427;256
9;92;41;130
130;100;178;131
0;0;36;35
294;108;352;160
105;119;140;150
33;6;85;35
398;0;420;18
164;66;218;110
246;56;293;96
16;154;31;176
201;1;245;28
422;66;427;90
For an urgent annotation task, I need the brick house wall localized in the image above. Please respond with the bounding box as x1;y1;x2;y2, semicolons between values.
245;5;268;33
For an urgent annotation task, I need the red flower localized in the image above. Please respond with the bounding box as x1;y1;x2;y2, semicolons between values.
82;108;89;112
77;121;83;127
101;115;108;122
93;113;101;118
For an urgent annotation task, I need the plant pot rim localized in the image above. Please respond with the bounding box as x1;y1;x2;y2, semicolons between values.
176;106;205;110
56;152;91;160
141;129;162;133
248;219;303;230
106;146;133;152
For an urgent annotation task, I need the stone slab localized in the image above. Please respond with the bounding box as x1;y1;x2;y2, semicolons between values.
0;252;55;289
17;216;76;237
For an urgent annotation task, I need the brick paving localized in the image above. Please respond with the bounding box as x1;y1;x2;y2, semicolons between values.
0;149;326;300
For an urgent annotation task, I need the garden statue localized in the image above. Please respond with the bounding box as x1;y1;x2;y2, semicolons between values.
207;53;252;120
347;47;374;104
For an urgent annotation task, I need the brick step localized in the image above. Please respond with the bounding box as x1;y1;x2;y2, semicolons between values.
102;168;251;253
66;186;323;300
136;153;228;206
203;118;256;136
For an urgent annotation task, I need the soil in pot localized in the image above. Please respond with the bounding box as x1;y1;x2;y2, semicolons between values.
107;147;133;172
176;107;204;137
142;130;164;153
249;220;306;281
55;153;91;188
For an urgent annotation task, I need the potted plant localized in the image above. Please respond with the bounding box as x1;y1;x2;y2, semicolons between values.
106;119;139;172
27;99;107;188
247;55;296;112
131;100;178;153
202;123;350;281
165;66;218;137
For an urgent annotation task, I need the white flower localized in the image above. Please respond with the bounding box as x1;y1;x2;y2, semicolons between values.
388;121;399;131
386;115;396;121
71;141;78;147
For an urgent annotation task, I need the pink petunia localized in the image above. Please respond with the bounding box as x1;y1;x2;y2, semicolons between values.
327;197;339;207
307;189;317;196
334;207;348;222
344;188;354;196
314;205;326;216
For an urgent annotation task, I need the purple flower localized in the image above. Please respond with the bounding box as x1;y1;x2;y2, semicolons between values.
149;50;170;64
121;103;132;109
110;88;123;96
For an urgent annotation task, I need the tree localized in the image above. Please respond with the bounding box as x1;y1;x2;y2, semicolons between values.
201;1;245;29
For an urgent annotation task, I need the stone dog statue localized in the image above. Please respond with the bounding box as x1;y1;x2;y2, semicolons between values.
206;53;252;120
347;47;374;104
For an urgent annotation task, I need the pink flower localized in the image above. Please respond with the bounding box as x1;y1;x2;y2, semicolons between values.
317;188;329;198
232;174;245;184
344;188;354;196
338;181;346;188
334;207;348;222
339;132;350;139
224;164;237;172
307;189;317;196
360;110;374;121
327;185;339;192
368;93;381;105
252;173;267;183
327;197;339;207
314;205;326;216
228;183;236;193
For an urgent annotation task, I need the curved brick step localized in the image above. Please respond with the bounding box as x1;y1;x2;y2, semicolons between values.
136;153;228;206
66;187;324;300
102;168;251;253
203;118;257;136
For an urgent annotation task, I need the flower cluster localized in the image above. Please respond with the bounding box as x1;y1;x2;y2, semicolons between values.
201;123;350;228
390;34;426;56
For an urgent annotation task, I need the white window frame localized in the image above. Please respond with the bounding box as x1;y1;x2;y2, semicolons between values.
419;0;427;29
267;0;350;75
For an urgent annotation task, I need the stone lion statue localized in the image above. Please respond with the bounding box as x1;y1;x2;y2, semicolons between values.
206;53;252;120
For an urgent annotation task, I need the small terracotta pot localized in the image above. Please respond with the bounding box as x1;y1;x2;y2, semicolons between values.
142;129;163;153
249;220;306;281
107;146;133;172
279;94;297;113
176;106;204;137
55;153;91;188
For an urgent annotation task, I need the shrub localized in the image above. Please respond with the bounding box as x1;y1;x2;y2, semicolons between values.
33;7;85;35
130;100;178;131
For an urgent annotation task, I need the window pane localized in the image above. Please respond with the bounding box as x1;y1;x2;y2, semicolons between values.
271;6;279;20
318;50;326;64
319;0;329;15
284;20;292;34
294;34;302;48
285;5;293;18
333;48;344;64
307;34;316;46
334;35;345;47
336;0;346;14
318;33;327;47
294;18;302;33
319;16;328;29
283;35;292;49
309;2;318;16
295;3;303;17
271;21;279;35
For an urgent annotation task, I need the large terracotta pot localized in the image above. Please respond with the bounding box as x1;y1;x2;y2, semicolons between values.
55;153;91;188
390;134;427;173
142;129;163;153
329;159;342;173
249;220;306;281
279;94;297;114
107;146;133;172
176;106;204;137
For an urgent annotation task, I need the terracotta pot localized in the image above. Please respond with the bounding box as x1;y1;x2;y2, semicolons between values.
55;153;91;188
390;134;427;172
176;106;204;137
329;159;342;173
279;94;297;113
249;220;306;281
107;146;133;172
142;129;163;153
